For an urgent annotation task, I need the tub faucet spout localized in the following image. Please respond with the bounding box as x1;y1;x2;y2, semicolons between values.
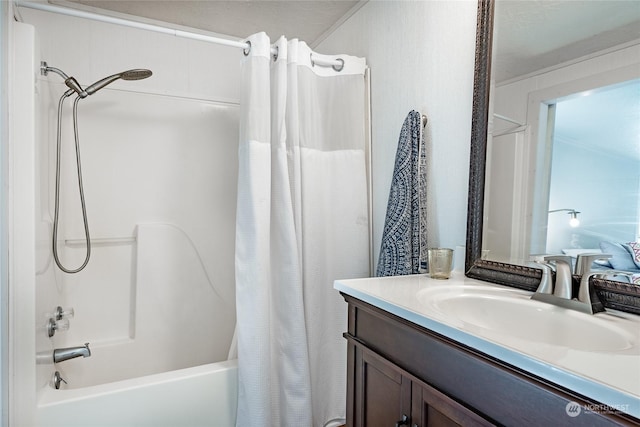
53;343;91;363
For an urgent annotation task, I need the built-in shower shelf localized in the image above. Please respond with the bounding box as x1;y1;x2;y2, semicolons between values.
65;236;137;247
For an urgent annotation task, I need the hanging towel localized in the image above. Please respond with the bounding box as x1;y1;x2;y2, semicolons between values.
376;110;427;276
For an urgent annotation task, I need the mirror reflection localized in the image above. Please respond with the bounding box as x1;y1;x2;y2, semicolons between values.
483;0;640;283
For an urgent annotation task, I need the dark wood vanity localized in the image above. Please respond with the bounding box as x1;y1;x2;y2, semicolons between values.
342;293;640;427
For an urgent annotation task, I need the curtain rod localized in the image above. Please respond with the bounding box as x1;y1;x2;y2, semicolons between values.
14;1;342;69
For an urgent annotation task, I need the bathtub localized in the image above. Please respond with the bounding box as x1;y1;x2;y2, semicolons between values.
36;359;237;427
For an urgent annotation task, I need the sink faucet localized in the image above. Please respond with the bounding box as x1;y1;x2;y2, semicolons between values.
544;255;573;299
531;255;608;314
53;343;91;363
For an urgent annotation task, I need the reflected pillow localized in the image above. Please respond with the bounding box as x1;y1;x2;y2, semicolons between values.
599;241;637;270
625;242;640;269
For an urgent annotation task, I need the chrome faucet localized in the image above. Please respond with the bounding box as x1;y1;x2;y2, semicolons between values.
53;343;91;363
531;254;587;313
531;250;631;314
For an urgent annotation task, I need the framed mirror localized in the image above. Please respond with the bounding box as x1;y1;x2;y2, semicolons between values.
465;0;640;313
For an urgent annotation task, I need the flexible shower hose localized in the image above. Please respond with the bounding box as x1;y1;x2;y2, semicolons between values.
52;90;92;273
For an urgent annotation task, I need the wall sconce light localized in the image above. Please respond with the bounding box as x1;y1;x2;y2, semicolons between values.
549;208;580;228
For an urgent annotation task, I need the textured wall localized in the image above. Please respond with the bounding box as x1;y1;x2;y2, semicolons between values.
317;0;478;266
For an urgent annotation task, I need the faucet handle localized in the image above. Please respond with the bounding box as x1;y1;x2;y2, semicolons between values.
543;255;573;266
53;371;67;390
55;306;75;321
575;253;612;275
47;317;70;338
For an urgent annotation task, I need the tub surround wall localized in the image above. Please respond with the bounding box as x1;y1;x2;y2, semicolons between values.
56;223;235;389
15;7;242;424
9;21;38;427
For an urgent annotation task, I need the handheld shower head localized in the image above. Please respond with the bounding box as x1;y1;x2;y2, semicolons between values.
121;69;153;80
84;69;153;96
41;63;153;98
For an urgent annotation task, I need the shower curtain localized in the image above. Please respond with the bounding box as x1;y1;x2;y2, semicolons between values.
235;32;369;427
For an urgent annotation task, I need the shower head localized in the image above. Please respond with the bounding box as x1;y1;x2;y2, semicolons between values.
41;62;153;98
84;69;153;96
121;69;153;80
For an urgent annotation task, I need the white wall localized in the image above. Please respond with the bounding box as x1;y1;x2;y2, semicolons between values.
1;4;10;426
18;7;242;419
317;0;478;266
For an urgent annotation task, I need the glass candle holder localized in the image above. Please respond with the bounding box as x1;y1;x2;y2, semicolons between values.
428;248;454;279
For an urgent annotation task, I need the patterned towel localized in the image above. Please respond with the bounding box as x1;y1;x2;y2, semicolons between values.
376;110;427;276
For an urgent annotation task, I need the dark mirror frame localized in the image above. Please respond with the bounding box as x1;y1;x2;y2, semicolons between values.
464;0;640;314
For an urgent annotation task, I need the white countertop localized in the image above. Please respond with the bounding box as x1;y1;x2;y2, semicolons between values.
334;272;640;419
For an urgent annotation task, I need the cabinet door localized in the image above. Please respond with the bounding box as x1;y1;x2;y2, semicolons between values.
411;381;494;427
356;348;412;427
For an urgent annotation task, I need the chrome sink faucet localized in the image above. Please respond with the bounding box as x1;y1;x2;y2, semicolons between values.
531;255;597;314
53;343;91;363
544;255;573;299
531;252;627;314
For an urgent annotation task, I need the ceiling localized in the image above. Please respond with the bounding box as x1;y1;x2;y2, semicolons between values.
554;79;640;162
492;1;640;162
55;1;640;81
57;0;363;46
494;0;640;83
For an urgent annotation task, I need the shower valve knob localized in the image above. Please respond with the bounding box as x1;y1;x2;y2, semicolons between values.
47;317;70;338
55;306;75;320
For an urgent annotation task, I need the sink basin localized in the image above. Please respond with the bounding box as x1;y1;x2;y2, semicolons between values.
416;286;639;352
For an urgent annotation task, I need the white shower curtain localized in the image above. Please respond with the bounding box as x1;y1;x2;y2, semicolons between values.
235;32;369;427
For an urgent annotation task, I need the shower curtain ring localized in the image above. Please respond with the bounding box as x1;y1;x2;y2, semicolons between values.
272;45;279;62
243;41;251;56
332;58;345;72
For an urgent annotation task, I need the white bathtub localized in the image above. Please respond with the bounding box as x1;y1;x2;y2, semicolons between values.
36;359;238;427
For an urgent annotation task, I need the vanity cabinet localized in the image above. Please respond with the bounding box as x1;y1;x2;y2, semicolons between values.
342;294;640;427
354;342;492;426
